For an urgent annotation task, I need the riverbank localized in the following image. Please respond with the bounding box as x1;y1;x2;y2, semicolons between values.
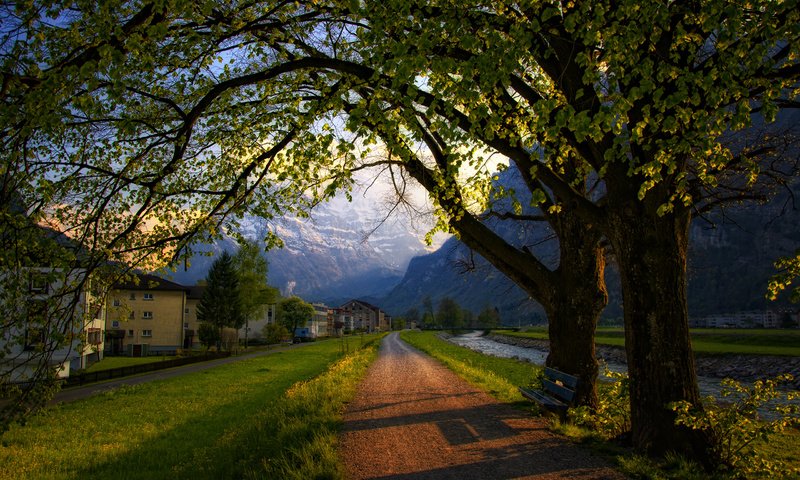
488;333;800;389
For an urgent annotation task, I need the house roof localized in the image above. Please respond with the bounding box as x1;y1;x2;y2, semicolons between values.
114;273;190;292
342;299;384;314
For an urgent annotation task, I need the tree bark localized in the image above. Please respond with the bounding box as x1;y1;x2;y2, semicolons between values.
604;192;710;458
543;215;607;409
451;211;606;409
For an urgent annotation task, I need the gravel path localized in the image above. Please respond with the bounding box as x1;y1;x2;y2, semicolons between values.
339;333;625;480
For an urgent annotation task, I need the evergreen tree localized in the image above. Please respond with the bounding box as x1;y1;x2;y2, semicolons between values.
197;251;244;349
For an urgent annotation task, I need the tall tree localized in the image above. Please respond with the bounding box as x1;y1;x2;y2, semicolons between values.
197;251;244;349
276;296;315;337
233;238;279;347
437;297;464;330
477;307;501;329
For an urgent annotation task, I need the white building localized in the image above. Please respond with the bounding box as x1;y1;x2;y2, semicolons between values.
1;268;105;381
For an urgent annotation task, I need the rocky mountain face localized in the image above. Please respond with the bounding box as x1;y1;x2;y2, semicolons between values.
379;173;800;325
166;193;438;304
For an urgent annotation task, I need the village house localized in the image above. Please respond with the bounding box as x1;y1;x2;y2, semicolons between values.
339;300;390;333
689;309;800;329
310;303;332;338
105;274;189;356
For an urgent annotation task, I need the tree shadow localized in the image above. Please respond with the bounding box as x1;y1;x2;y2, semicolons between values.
341;396;623;479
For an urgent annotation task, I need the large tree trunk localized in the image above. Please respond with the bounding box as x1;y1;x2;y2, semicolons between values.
605;197;710;458
543;215;607;409
450;211;606;409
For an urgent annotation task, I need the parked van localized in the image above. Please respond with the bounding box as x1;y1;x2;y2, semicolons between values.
293;327;316;343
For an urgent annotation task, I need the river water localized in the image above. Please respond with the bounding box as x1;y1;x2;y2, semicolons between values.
448;331;724;399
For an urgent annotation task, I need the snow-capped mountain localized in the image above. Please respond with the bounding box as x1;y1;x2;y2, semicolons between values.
166;189;442;304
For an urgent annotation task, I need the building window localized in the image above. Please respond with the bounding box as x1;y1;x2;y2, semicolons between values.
129;293;136;300
113;299;121;307
112;321;120;328
24;327;44;351
143;293;154;301
129;311;135;320
87;328;102;345
184;322;189;329
127;329;134;337
184;308;189;314
141;329;152;337
142;311;153;319
28;273;49;294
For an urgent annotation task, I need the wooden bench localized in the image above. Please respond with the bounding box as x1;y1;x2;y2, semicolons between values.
518;367;579;419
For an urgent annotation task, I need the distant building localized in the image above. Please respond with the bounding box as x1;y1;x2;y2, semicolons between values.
238;301;277;343
689;309;799;329
309;303;332;338
184;285;205;349
339;300;390;332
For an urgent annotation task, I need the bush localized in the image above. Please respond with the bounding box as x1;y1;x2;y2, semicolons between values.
262;323;289;345
570;364;631;440
670;374;800;478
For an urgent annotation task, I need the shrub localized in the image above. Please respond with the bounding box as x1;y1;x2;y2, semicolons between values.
670;374;800;478
262;323;289;345
570;365;631;440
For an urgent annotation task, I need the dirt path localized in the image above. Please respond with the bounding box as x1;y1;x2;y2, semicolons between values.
339;333;624;480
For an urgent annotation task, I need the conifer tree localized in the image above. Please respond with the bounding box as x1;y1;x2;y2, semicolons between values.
197;251;244;348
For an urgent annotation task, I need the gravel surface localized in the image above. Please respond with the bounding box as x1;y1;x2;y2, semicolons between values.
339;333;625;480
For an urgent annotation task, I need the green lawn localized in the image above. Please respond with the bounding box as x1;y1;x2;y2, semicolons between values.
497;328;800;356
0;335;383;480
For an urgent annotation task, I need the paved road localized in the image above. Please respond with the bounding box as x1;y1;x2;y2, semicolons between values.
339;333;624;480
51;343;303;405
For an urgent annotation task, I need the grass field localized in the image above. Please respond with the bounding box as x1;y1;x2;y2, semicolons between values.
498;327;800;356
0;335;382;480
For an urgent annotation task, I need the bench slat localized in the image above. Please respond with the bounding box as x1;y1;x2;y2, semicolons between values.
543;367;579;389
542;378;576;404
518;387;568;411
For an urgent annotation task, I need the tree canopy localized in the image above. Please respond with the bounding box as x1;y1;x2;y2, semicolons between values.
276;296;315;337
2;0;799;460
233;238;279;334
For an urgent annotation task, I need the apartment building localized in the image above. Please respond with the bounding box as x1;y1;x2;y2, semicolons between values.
105;274;189;356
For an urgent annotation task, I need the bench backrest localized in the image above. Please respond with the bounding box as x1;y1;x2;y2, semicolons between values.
542;367;579;405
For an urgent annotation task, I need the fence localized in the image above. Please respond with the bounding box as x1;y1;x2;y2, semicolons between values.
64;352;231;387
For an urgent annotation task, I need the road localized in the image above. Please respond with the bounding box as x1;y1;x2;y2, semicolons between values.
51;343;303;405
339;332;624;480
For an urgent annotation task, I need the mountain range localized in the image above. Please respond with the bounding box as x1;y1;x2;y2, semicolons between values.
165;166;799;325
165;191;442;305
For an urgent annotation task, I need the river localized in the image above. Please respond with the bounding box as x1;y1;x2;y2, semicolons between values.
448;331;728;400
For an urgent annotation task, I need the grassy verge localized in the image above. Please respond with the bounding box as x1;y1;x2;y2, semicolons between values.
498;328;800;356
400;330;540;405
0;334;383;480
